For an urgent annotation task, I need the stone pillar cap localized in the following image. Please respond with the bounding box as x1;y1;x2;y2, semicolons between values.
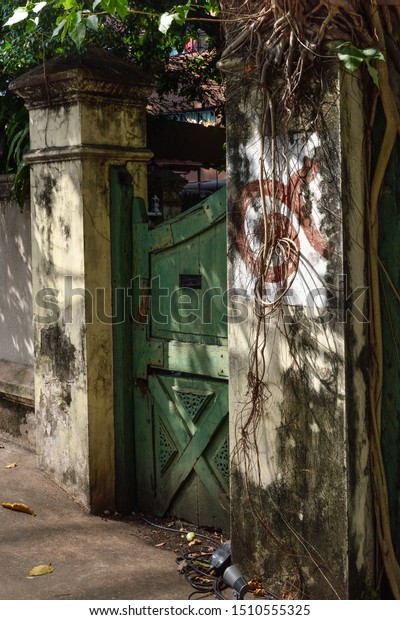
10;47;154;108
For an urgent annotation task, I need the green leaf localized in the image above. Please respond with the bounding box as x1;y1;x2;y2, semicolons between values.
337;50;363;72
86;14;98;31
204;0;219;14
338;56;361;71
114;0;129;18
4;9;29;27
69;20;86;47
159;12;176;35
362;47;385;62
93;0;101;8
100;0;128;18
7;124;29;170
52;18;66;38
337;46;364;61
366;63;379;87
175;5;189;26
33;2;47;13
337;42;384;85
344;58;363;72
26;17;39;33
60;0;78;9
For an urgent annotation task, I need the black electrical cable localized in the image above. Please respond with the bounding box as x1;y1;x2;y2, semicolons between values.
182;550;214;563
185;573;214;592
213;577;228;600
263;587;279;600
177;549;222;597
180;549;281;600
188;591;212;600
140;515;280;601
185;564;215;580
213;577;279;601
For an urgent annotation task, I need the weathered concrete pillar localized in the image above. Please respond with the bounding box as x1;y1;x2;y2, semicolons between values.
10;49;152;511
226;67;373;598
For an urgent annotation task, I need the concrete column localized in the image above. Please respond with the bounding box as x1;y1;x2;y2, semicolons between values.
10;49;152;511
226;68;373;598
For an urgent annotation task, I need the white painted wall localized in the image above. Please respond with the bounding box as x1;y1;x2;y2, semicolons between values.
226;71;373;598
0;177;33;367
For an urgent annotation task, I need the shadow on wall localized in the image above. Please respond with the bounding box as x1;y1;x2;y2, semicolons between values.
0;176;33;366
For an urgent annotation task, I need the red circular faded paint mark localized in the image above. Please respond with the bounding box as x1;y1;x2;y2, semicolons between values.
235;160;334;285
238;181;299;284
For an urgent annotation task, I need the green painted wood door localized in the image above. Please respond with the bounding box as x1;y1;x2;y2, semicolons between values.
132;188;229;530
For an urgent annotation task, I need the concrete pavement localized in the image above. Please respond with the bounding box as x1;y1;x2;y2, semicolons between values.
0;438;193;600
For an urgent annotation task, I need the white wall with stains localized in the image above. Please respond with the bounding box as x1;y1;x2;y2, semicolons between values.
10;49;152;512
226;69;373;598
0;178;33;366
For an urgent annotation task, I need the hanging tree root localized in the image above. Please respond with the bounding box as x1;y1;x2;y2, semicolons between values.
220;0;400;599
366;4;400;601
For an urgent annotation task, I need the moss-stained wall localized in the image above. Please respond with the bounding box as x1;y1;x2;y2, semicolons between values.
226;69;373;598
10;49;152;512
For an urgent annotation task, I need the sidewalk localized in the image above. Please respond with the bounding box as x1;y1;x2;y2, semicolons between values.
0;438;193;600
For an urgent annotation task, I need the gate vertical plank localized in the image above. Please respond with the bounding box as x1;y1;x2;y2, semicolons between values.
110;167;135;513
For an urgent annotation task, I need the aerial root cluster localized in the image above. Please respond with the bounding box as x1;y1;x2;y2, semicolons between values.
220;0;400;117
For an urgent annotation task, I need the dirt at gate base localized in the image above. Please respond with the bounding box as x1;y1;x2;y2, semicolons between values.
104;510;226;553
103;511;295;601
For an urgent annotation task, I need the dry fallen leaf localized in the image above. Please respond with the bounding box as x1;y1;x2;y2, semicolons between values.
195;576;213;584
248;578;267;597
29;565;54;577
188;538;201;546
253;588;265;597
5;463;17;469
1;501;36;516
176;558;188;573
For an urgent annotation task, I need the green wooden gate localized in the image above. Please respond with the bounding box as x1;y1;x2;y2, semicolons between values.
129;186;229;531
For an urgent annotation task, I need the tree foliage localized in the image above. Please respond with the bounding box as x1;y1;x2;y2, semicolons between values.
0;0;223;185
2;0;220;49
